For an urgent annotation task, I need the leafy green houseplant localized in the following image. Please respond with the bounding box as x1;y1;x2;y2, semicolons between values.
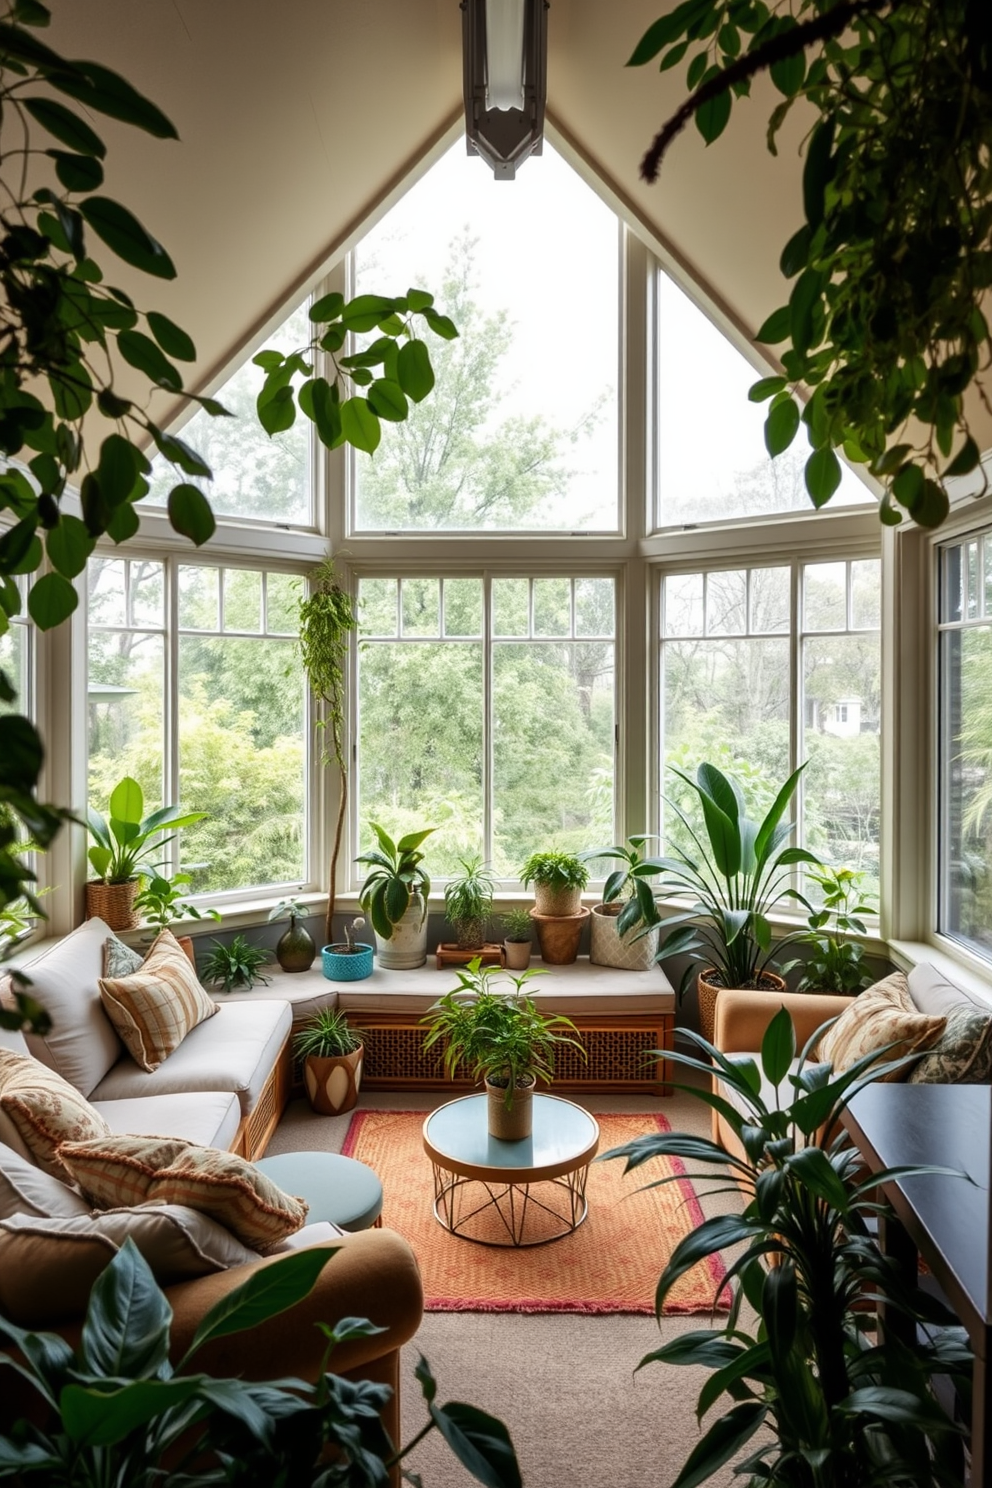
86;777;207;932
423;957;584;1139
294;1005;365;1115
781;865;878;995
357;821;435;970
501;907;533;970
0;1238;521;1488
267;895;316;973
200;934;271;993
626;761;819;1040
603;1009;970;1486
444;854;496;949
582;835;662;972
133;871;220;940
627;0;990;530
520;849;589;917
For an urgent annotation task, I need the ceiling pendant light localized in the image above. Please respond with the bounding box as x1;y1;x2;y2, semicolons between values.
461;0;548;180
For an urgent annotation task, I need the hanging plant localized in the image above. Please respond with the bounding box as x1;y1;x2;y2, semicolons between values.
298;558;358;940
628;0;992;529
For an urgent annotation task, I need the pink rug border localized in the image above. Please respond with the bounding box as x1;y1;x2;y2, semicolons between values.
342;1108;730;1316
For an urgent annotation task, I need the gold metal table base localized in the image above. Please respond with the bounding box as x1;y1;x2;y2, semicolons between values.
430;1161;591;1247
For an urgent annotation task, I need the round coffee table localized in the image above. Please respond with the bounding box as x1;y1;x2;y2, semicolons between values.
254;1150;383;1231
422;1093;599;1247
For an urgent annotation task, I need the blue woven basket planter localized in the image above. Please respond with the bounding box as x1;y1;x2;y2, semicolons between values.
321;942;374;981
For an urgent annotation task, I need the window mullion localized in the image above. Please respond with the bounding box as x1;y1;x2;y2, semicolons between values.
483;571;494;870
165;558;181;875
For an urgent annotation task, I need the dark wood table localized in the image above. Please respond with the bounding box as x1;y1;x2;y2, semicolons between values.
842;1084;991;1482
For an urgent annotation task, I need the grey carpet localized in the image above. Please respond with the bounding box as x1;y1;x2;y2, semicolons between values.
268;1081;743;1488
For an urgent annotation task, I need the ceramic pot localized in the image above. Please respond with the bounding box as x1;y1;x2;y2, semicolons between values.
697;967;787;1045
590;902;659;972
276;916;316;972
486;1075;534;1141
303;1044;364;1116
529;904;590;965
533;883;583;917
376;894;428;969
503;939;532;970
85;879;139;932
321;942;374;981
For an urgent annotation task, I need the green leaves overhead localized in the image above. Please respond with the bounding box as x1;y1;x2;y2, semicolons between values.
167;484;216;546
628;0;992;528
79;197;176;279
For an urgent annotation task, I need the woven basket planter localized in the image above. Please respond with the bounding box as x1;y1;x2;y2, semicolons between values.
85;879;139;932
533;883;583;917
486;1076;534;1140
697;968;787;1046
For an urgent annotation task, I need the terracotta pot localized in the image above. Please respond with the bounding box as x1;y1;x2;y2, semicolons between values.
533;883;583;917
276;917;316;972
697;968;787;1046
376;894;428;969
486;1075;534;1141
589;902;659;972
85;879;139;932
303;1044;364;1116
529;904;590;965
503;939;532;970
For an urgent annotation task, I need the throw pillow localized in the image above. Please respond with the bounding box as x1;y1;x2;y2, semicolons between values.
103;934;145;979
908;1008;992;1084
59;1133;308;1248
98;928;217;1072
0;1140;90;1221
0;1050;111;1177
0;1206;260;1326
816;971;946;1081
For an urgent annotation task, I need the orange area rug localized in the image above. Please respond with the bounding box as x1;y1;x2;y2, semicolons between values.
342;1109;730;1315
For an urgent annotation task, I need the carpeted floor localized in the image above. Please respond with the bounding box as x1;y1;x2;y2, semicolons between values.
268;1081;745;1488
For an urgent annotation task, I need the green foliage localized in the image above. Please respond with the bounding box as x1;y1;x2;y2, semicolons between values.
626;761;820;998
293;1005;362;1059
582;834;660;922
422;957;584;1107
133;871;221;933
500;907;533;943
629;0;992;528
601;1010;970;1485
781;864;879;993
356;821;435;939
87;776;206;884
267;895;309;926
0;1237;522;1488
444;855;496;934
200;933;271;993
519;849;590;893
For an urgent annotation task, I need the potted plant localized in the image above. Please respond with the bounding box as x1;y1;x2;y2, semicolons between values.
581;835;661;972
86;777;208;932
623;762;819;1042
294;1006;365;1115
321;916;374;982
601;1008;969;1485
356;822;435;970
501;907;533;971
133;872;220;960
268;896;317;973
422;958;584;1140
200;934;272;993
520;849;590;965
443;855;496;950
780;866;878;995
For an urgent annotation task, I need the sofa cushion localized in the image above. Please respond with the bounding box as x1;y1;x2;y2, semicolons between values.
816;971;946;1081
99;929;217;1073
90;1000;291;1117
91;1090;243;1152
1;918;123;1096
0;1140;90;1220
0;1205;260;1325
103;934;145;978
59;1134;308;1249
905;966;992;1083
0;1050;111;1177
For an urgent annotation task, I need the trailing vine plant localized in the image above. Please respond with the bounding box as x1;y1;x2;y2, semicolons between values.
628;0;992;529
298;558;358;940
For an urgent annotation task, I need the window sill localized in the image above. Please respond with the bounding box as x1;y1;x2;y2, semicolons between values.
888;938;992;1005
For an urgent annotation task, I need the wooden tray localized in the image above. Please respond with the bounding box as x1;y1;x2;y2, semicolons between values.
435;943;505;969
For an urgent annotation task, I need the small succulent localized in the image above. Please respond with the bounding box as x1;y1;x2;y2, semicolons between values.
200;934;272;993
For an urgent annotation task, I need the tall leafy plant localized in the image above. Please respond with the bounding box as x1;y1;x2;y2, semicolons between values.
628;0;992;529
603;1010;971;1486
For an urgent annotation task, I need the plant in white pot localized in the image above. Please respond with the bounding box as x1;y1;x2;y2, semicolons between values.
357;822;435;969
422;959;584;1141
581;835;661;972
293;1007;364;1116
500;907;533;970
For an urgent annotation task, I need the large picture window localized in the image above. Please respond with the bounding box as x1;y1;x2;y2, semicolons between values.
356;574;616;876
938;529;992;962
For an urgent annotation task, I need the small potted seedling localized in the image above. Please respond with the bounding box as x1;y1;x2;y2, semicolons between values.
321;916;374;982
501;907;533;970
294;1007;364;1115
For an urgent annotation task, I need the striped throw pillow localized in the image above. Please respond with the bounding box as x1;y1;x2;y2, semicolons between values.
58;1134;308;1249
98;929;217;1072
0;1050;111;1177
816;971;946;1081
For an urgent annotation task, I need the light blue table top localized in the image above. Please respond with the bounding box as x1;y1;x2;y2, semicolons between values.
423;1093;599;1179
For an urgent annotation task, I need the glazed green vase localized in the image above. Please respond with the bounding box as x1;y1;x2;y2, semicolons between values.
276;914;316;972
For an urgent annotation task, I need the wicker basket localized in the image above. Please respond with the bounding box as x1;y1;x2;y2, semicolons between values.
697;968;787;1045
85;879;139;932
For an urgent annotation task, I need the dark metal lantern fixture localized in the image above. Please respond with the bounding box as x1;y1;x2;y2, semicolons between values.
462;0;548;180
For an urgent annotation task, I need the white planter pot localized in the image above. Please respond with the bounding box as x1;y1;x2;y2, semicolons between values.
376;896;428;969
590;902;659;972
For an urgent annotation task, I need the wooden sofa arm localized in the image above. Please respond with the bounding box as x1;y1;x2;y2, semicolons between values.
713;989;851;1056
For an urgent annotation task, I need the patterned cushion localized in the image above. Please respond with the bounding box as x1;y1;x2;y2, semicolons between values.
908;1008;992;1084
103;934;145;979
98;929;217;1072
0;1140;91;1221
58;1134;308;1249
0;1051;111;1177
816;971;946;1081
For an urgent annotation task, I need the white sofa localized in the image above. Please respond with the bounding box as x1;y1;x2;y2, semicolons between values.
1;917;293;1159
